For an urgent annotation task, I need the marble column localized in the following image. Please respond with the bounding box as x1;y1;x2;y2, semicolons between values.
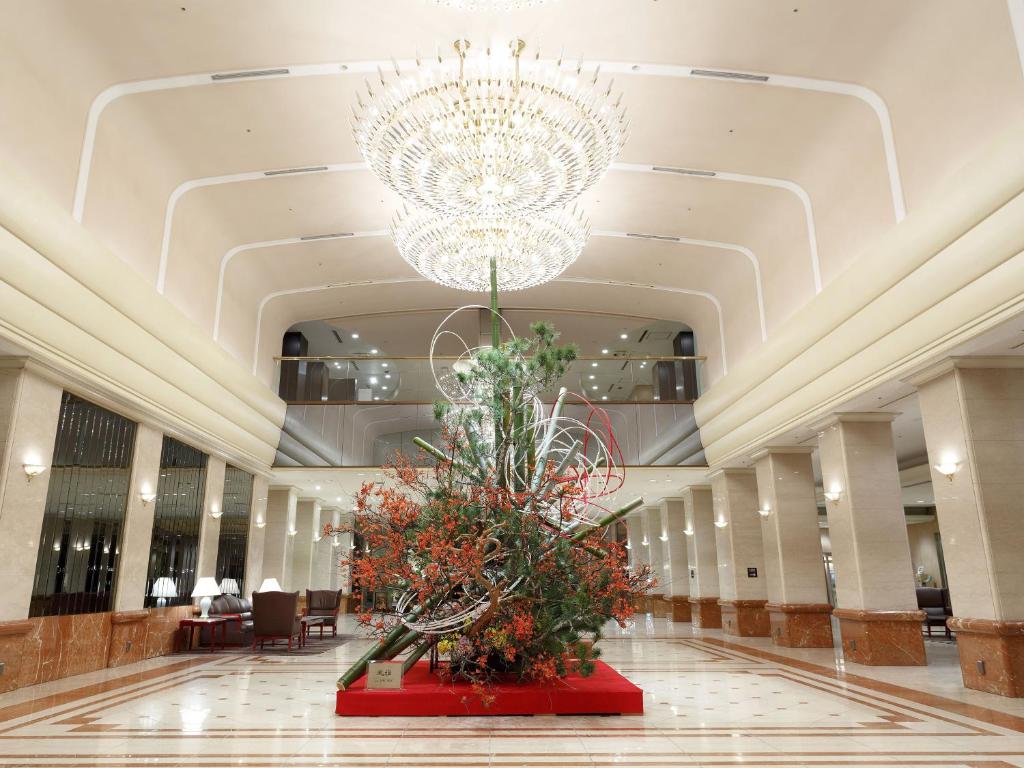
311;507;336;590
0;362;63;621
243;475;269;597
753;448;833;647
262;487;297;589
113;424;163;611
660;498;691;622
815;413;924;665
709;469;769;637
683;486;721;628
644;506;667;616
911;359;1024;696
289;499;321;592
195;457;226;584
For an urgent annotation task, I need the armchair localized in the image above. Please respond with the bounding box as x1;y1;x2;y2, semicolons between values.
305;589;343;638
252;590;302;651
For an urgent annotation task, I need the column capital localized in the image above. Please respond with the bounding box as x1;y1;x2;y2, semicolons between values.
809;411;897;432
706;467;756;480
904;355;1024;388
750;446;814;461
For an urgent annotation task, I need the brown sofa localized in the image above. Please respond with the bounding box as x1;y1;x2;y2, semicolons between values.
916;587;952;638
252;591;302;651
197;594;254;646
305;589;343;638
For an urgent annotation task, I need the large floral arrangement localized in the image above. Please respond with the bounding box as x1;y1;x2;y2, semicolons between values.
328;319;650;701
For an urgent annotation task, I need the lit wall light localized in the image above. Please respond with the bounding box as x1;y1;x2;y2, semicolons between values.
255;516;266;529
714;519;728;528
22;457;46;481
659;534;669;542
757;506;771;518
641;537;649;546
934;457;961;481
287;528;298;537
683;528;694;536
823;485;843;503
140;486;157;505
209;503;222;519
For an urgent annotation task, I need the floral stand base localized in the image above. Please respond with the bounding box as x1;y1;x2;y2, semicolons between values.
336;660;643;717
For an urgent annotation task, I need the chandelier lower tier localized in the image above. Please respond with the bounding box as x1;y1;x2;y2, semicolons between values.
353;39;627;217
391;207;589;292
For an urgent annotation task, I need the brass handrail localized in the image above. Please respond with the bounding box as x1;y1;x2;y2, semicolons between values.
274;354;705;362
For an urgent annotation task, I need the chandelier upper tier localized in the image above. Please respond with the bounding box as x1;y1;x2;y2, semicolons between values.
392;206;588;292
353;39;628;218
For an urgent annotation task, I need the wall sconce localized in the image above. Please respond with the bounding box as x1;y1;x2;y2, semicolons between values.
823;486;843;503
209;503;222;519
22;462;46;481
255;517;266;529
641;537;649;546
934;459;960;481
659;534;669;542
287;527;298;536
624;542;632;550
757;506;771;518
140;488;157;505
683;528;694;536
714;519;728;528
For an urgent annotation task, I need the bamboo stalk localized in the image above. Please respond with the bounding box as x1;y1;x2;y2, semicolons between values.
401;638;433;675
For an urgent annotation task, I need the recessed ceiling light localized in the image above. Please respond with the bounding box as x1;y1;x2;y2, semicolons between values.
382;363;388;368
601;396;608;401
601;348;609;354
336;496;342;501
382;385;388;390
369;376;378;385
351;333;359;339
373;396;380;400
591;362;598;368
588;374;595;380
370;348;379;355
591;385;598;391
315;485;321;490
384;373;391;379
619;333;628;339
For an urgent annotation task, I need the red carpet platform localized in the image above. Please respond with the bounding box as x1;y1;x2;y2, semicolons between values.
336;660;643;716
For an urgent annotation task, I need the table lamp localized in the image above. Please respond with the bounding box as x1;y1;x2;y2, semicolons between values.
151;577;177;608
258;578;283;592
219;577;240;596
191;577;221;618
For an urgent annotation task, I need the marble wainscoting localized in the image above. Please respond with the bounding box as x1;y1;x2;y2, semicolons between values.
767;602;835;647
833;608;927;665
0;605;194;693
719;598;770;637
669;595;691;622
688;596;722;628
949;617;1024;697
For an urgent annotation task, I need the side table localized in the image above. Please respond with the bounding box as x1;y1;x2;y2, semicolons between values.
179;617;228;653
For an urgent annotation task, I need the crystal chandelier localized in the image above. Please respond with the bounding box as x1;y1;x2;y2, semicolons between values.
391;207;589;292
353;39;627;218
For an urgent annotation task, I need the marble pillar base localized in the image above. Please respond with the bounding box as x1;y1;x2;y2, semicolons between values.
649;594;669;618
0;620;34;693
766;603;834;647
948;617;1024;697
719;599;770;637
108;610;151;668
671;596;692;623
689;597;722;629
833;608;926;666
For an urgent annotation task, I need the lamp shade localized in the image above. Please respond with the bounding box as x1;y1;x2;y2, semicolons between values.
150;577;177;598
219;578;240;596
258;578;283;592
191;577;221;599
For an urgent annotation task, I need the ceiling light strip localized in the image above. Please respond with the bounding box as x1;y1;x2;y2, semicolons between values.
73;60;904;227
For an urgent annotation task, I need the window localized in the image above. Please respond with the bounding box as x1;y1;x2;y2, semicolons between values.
215;466;253;593
30;393;136;617
144;437;207;608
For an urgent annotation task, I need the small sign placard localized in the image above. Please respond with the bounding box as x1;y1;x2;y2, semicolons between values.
366;660;403;690
747;567;758;578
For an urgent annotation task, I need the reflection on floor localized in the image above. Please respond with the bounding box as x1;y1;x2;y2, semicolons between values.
1;615;1024;767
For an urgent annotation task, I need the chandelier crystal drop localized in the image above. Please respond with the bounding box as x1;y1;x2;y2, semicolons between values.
353;39;627;217
391;207;589;292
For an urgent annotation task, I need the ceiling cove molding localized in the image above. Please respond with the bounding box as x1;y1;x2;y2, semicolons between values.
159;161;815;303
219;229;761;345
252;277;728;377
213;229;387;340
73;59;905;227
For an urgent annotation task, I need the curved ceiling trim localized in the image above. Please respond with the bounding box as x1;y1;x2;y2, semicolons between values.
160;161;814;304
73;58;905;227
213;229;387;340
219;229;760;342
253;277;728;377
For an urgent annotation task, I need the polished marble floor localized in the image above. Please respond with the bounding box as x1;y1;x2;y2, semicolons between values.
1;615;1024;767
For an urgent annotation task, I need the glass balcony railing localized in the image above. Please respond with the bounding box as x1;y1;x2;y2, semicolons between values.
274;355;705;405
